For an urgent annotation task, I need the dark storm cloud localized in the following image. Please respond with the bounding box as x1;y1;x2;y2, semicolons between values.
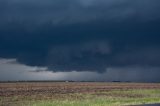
0;0;160;72
1;0;160;26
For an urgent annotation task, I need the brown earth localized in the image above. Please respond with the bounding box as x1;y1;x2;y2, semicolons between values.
0;82;160;98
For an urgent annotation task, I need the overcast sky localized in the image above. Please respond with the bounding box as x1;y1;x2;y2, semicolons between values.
0;0;160;82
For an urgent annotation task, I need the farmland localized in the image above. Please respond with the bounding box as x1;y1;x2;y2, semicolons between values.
0;82;160;106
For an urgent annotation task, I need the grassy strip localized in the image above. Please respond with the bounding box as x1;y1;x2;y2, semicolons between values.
24;97;160;106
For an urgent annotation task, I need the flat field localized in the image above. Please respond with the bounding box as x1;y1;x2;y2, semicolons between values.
0;82;160;106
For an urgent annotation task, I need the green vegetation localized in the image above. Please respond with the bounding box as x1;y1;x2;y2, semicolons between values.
30;97;160;106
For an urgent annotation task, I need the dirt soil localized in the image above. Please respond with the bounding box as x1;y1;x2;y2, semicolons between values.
0;82;160;97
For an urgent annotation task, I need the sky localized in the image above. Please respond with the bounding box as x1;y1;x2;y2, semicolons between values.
0;0;160;82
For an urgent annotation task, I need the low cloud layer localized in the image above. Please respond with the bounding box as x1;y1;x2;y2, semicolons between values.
0;0;160;81
0;58;160;82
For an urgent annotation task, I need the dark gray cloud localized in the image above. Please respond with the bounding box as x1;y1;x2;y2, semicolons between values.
0;0;160;75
